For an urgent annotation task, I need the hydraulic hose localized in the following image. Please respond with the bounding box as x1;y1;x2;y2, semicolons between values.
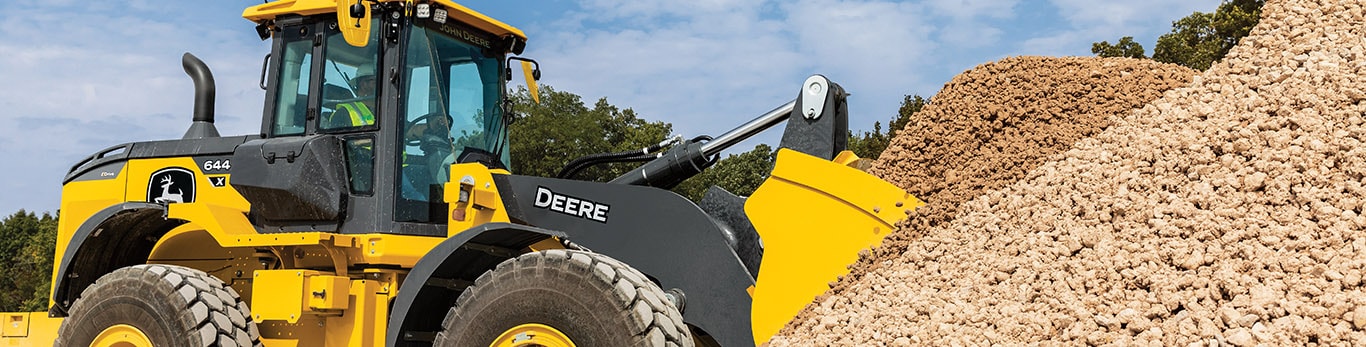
557;154;659;180
556;136;681;179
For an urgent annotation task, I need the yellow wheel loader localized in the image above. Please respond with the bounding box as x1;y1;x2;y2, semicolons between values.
0;1;922;346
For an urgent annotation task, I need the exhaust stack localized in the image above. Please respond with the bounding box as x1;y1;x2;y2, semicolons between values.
181;52;220;139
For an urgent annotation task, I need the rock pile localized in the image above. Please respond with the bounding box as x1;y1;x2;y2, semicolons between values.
773;0;1366;345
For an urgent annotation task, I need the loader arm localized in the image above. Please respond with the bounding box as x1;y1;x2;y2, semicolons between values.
495;75;921;346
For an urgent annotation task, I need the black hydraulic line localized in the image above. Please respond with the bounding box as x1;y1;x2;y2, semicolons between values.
557;150;651;178
557;153;659;180
556;136;680;179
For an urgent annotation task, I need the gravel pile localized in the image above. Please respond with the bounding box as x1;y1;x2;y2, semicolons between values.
772;0;1366;345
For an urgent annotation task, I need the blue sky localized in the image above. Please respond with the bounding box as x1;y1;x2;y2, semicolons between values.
0;0;1218;215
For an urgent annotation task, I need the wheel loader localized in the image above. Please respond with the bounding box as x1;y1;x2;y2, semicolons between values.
0;1;922;346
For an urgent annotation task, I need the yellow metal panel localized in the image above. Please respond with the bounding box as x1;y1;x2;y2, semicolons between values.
30;316;59;345
167;202;256;237
122;157;250;210
1;313;26;337
53;164;130;305
242;0;527;41
0;312;60;345
259;317;326;347
355;234;442;266
426;0;528;40
170;226;441;270
253;270;319;323
307;276;350;311
260;338;301;347
325;278;390;347
745;149;922;344
243;0;346;22
444;163;512;237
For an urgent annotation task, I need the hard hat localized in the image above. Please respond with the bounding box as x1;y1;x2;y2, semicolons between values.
351;62;377;84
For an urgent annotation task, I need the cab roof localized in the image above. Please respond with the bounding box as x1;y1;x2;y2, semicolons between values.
243;0;527;41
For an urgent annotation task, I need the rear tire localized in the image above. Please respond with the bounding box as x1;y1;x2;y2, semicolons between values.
55;264;262;347
434;249;694;347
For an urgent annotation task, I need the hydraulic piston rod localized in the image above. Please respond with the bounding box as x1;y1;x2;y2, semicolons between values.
610;100;796;188
612;75;840;188
699;100;795;157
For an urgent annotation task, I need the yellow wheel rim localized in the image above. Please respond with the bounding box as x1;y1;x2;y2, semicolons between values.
490;323;576;347
91;324;152;347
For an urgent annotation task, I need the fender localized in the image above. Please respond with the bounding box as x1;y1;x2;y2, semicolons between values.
48;202;188;317
502;175;759;347
386;222;565;347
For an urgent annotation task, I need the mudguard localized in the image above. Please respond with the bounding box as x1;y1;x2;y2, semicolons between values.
386;222;565;347
499;175;759;347
49;202;187;316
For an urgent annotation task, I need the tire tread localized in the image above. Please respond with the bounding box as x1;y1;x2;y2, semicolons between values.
434;250;693;346
54;264;262;347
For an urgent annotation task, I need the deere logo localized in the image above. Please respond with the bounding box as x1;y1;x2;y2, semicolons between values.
148;167;195;204
534;186;610;223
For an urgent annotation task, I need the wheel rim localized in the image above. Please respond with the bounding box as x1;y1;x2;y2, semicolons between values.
490;323;576;347
90;324;152;347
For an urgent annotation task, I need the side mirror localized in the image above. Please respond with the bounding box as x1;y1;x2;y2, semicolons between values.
507;57;542;104
337;0;371;47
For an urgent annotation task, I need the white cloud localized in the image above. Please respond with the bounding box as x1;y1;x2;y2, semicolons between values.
578;0;768;22
529;0;944;140
924;0;1018;20
1049;0;1214;27
0;1;268;214
1017;30;1089;56
784;0;936;79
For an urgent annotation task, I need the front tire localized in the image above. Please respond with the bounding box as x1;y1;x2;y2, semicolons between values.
55;264;262;347
434;250;694;347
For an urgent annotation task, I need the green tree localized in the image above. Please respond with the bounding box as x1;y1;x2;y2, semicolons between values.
1152;11;1223;70
0;210;58;312
673;144;776;201
847;95;927;159
508;85;672;181
1154;0;1262;70
1097;0;1263;70
1092;36;1147;58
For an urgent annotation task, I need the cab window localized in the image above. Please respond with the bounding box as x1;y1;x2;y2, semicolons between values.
395;23;505;222
271;26;312;136
320;19;381;132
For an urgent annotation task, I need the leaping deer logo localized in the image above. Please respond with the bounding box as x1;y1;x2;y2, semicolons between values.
147;167;195;204
154;176;184;204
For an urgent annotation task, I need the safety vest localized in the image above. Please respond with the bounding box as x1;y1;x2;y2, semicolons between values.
336;102;375;127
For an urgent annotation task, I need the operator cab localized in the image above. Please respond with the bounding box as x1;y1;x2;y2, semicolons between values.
240;1;530;235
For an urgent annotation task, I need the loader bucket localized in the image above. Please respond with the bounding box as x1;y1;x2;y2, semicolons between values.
745;148;923;344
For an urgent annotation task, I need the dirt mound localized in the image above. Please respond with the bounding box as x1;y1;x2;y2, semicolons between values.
860;56;1196;275
772;0;1366;345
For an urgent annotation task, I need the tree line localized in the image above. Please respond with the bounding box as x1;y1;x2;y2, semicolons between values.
0;210;57;312
1092;0;1263;71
